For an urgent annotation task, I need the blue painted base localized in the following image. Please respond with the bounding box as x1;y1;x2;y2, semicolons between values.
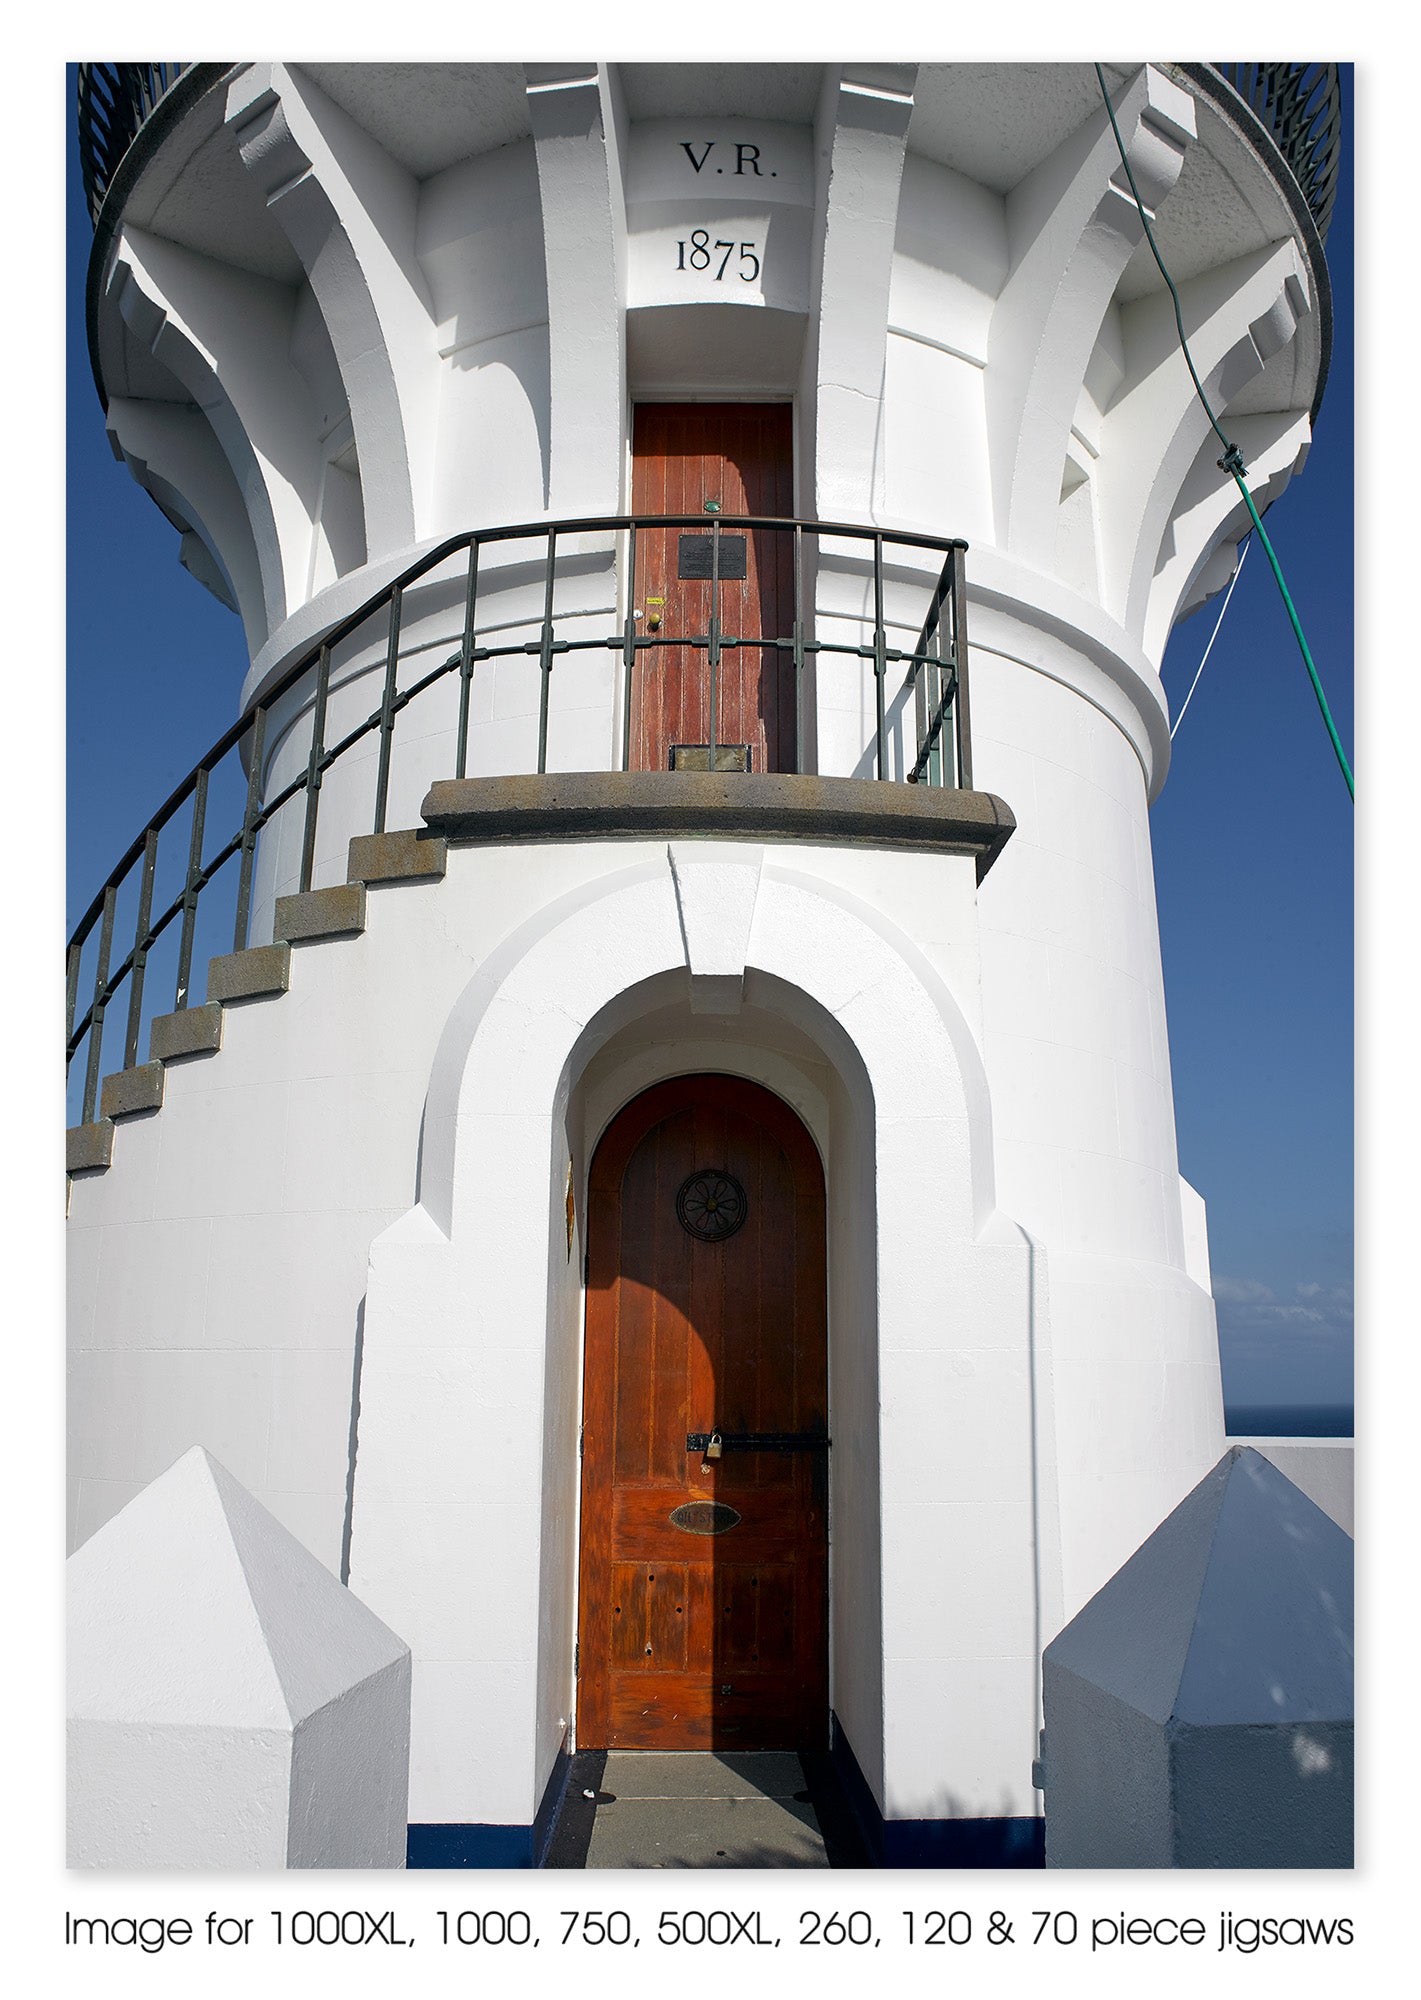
407;1822;535;1869
830;1713;1044;1869
407;1742;572;1870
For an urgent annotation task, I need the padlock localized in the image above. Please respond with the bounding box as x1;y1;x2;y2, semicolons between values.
705;1431;723;1462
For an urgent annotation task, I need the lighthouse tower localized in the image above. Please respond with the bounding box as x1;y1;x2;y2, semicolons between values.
68;60;1340;1865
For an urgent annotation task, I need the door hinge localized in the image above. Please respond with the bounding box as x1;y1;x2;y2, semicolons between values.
578;1424;585;1460
573;1641;580;1677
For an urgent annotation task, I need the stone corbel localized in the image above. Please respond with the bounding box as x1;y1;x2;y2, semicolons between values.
525;63;626;517
103;396;265;646
109;231;322;635
1145;410;1312;665
986;65;1195;566
810;64;917;523
1102;240;1310;648
226;63;436;560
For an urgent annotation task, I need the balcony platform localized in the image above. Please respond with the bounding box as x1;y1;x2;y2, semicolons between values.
421;773;1015;881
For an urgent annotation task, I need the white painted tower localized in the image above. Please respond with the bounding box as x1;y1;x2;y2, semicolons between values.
68;60;1339;1865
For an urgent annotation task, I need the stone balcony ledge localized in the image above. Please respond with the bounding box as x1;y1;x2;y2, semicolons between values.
421;773;1015;881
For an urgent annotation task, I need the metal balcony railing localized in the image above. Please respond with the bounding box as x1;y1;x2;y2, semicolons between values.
66;515;973;1126
76;63;195;224
75;61;1345;243
1208;63;1342;242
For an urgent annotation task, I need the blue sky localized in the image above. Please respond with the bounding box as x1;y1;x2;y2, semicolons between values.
64;68;1354;1417
1149;83;1354;1412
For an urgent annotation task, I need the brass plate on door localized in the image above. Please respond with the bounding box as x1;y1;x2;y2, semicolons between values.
669;1501;742;1537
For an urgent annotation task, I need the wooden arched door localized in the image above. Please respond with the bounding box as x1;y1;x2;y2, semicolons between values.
578;1075;828;1750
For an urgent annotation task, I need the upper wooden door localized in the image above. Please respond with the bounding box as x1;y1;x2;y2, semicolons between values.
578;1074;828;1751
629;404;796;775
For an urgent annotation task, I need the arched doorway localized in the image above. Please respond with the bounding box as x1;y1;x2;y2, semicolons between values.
577;1073;828;1750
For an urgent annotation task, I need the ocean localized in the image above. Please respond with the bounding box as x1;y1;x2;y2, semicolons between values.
1224;1403;1354;1438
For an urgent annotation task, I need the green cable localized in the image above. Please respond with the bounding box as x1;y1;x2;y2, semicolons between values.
1093;63;1353;801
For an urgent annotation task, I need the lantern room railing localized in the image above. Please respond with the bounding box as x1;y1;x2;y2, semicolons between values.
1206;63;1342;243
76;62;198;224
66;515;973;1127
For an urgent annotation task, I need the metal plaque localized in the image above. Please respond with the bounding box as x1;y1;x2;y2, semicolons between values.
669;1501;742;1537
670;743;751;773
676;1168;748;1242
678;533;747;580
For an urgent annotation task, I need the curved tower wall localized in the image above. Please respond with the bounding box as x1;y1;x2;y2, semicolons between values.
72;57;1328;1844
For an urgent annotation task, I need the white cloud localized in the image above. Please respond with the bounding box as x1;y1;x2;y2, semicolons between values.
1211;1277;1353;1370
1213;1276;1275;1305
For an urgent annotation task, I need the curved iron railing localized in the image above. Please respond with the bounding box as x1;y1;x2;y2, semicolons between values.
66;515;972;1127
76;60;1343;243
1210;63;1342;242
76;63;194;224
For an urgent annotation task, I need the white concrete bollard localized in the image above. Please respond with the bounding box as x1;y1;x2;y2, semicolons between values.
1039;1447;1353;1868
68;1446;411;1868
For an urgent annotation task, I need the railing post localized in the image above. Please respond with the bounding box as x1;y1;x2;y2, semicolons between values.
708;517;721;764
537;529;557;776
931;560;951;787
792;523;805;777
232;705;268;953
951;542;973;792
174;765;209;1010
621;523;638;773
372;582;403;835
299;642;333;894
66;940;83;1060
455;542;480;782
873;532;888;779
82;885;117;1124
912;607;929;786
122;828;160;1067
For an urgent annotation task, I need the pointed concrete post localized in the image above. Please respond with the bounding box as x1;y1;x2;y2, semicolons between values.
68;1447;411;1869
1040;1447;1352;1867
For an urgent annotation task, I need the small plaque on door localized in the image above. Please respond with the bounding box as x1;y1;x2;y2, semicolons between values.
678;533;747;579
669;1501;742;1537
670;744;751;773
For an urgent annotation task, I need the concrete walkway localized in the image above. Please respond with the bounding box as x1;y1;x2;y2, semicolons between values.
583;1753;830;1869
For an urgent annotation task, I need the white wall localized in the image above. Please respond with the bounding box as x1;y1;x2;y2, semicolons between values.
72;834;1054;1830
74;54;1336;1837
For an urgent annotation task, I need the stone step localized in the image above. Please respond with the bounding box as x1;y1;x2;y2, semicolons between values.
66;1119;114;1175
207;941;292;1004
348;829;448;885
67;831;437;1180
149;1002;223;1064
100;1061;164;1120
274;882;366;944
